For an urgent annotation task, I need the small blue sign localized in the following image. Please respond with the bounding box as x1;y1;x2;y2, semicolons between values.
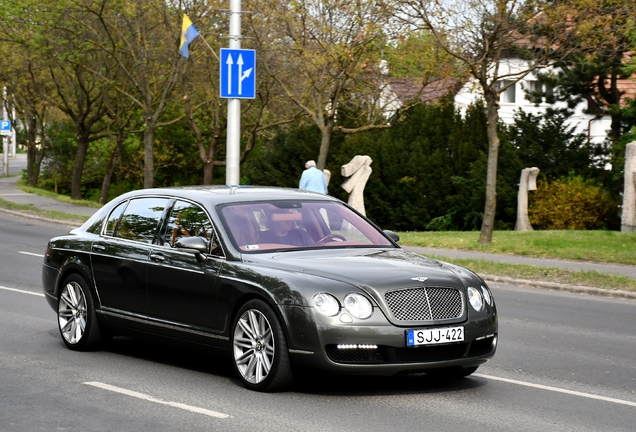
220;48;256;99
0;120;11;135
406;330;414;346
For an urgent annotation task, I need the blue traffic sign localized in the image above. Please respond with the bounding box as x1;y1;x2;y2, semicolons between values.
0;120;11;135
220;49;256;99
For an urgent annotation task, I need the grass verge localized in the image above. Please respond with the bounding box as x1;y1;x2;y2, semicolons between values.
427;255;636;293
17;181;102;208
0;197;89;224
399;230;636;265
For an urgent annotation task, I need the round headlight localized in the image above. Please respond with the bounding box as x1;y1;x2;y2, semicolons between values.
343;293;373;319
312;293;340;317
481;285;492;306
467;287;483;312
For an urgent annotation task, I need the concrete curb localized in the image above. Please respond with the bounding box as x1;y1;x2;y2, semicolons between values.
483;274;636;300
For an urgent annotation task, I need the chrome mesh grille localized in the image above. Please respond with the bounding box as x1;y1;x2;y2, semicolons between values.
385;287;463;321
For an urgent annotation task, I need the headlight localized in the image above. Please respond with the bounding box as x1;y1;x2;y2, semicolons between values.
467;287;483;312
343;293;373;319
481;285;492;306
312;293;340;317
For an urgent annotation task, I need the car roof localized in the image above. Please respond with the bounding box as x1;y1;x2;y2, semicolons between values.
114;186;339;206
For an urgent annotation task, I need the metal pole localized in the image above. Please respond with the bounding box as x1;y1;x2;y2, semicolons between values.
2;137;7;176
11;106;16;157
2;87;8;175
225;0;241;186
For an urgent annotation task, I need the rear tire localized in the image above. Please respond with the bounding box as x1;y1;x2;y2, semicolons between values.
57;274;103;351
231;299;293;392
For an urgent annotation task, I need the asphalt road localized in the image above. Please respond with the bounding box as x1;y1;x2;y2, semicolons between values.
1;214;635;431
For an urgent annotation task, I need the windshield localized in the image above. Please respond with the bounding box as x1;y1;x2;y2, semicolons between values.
220;200;394;252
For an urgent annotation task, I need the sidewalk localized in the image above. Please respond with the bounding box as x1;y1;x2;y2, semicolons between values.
1;167;635;299
0;175;96;221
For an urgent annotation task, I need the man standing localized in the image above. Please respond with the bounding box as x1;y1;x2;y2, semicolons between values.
299;160;328;194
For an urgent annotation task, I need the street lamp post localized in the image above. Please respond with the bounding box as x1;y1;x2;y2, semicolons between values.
225;0;242;186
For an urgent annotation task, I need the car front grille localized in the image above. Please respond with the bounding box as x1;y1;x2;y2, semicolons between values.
384;287;463;321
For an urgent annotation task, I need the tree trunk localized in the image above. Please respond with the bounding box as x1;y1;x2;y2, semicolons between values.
203;161;214;185
317;119;334;171
71;135;89;200
27;144;37;186
478;95;501;245
99;137;123;204
143;125;154;189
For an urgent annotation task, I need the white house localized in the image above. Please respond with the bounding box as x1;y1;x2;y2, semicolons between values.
453;58;634;145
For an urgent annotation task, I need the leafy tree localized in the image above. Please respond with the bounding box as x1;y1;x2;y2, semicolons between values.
249;0;422;171
503;109;607;181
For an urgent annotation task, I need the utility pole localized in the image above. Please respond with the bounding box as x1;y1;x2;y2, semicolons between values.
225;0;242;186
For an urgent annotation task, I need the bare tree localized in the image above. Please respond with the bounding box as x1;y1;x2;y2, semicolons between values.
394;0;578;243
249;0;415;170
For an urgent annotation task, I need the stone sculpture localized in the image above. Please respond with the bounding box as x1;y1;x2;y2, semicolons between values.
515;167;540;231
341;155;372;216
622;142;636;232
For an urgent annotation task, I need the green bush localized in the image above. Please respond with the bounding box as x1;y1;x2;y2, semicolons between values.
529;176;617;230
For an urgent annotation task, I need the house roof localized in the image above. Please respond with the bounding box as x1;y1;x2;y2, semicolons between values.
387;77;462;105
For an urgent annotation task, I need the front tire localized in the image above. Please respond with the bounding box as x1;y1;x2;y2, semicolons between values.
231;299;292;392
57;274;103;351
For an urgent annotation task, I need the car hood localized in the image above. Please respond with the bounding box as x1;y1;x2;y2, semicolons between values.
249;248;473;293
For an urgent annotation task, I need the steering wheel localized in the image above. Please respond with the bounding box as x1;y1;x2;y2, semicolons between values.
315;234;346;246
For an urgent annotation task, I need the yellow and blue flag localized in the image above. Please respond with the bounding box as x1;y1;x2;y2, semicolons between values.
179;14;200;58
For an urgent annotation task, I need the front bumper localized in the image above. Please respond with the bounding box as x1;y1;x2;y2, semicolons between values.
281;305;497;375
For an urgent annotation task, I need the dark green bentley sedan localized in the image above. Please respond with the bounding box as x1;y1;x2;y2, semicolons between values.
43;186;497;391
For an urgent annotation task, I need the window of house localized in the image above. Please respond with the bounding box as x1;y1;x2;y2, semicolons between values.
523;80;554;102
498;80;516;104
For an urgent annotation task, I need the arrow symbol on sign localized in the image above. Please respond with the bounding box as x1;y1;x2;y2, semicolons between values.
226;54;234;95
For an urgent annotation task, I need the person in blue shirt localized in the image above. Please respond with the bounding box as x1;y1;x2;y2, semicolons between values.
299;160;328;194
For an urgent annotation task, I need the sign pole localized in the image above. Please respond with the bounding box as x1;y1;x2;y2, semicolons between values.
225;0;242;186
2;87;8;175
2;136;7;176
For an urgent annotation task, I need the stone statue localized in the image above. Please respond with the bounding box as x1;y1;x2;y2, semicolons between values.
515;167;540;231
621;142;636;232
341;155;372;216
323;169;331;186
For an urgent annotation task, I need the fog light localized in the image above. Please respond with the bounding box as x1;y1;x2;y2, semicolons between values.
337;344;378;349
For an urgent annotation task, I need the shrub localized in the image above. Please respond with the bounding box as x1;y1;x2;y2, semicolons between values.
529;176;617;230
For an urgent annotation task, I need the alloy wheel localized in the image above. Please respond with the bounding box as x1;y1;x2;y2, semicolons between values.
232;309;275;384
58;281;87;345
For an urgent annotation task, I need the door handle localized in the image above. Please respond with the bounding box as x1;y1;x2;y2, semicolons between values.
150;253;165;262
92;244;105;251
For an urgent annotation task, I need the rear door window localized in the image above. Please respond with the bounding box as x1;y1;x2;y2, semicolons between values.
114;197;169;244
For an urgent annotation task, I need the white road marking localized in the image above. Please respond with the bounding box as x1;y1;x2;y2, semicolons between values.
19;251;43;257
84;382;231;419
474;373;636;407
0;285;44;297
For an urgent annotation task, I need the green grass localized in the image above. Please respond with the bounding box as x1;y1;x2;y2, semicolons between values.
428;255;636;293
0;197;89;224
17;181;102;208
398;230;636;265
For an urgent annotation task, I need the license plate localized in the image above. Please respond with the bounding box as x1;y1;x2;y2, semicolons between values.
406;326;464;346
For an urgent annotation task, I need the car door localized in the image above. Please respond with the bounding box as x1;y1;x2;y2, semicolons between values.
91;197;170;315
146;199;224;332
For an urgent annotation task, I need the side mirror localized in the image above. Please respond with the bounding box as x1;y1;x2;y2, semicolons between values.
383;230;400;244
175;236;208;262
